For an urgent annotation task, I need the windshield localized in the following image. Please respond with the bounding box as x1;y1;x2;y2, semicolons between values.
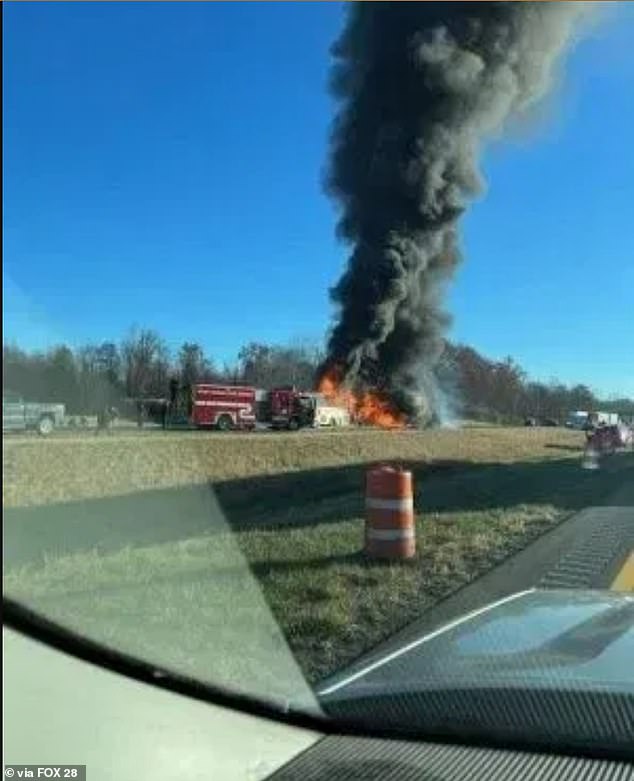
3;0;634;751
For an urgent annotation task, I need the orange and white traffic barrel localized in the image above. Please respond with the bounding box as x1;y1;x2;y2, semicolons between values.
365;465;416;559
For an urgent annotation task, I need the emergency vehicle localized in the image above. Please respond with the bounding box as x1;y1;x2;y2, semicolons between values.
269;387;351;430
174;383;257;431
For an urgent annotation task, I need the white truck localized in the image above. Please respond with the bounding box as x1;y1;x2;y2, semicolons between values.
565;411;589;430
2;391;66;436
588;411;620;428
311;394;351;428
565;410;619;430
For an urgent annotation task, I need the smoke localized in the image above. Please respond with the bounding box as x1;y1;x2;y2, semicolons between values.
319;1;590;425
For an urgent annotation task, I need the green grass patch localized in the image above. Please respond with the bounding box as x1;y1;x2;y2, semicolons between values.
5;450;632;699
7;506;552;685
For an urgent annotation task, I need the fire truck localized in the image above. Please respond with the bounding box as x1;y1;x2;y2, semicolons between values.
172;383;257;431
166;382;350;432
269;386;351;430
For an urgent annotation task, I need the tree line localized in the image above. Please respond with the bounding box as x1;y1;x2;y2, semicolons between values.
3;328;632;422
444;344;632;423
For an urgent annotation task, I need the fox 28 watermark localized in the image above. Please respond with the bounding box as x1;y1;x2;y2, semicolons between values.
4;767;86;780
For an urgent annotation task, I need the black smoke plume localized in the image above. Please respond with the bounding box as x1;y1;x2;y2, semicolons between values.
318;2;588;424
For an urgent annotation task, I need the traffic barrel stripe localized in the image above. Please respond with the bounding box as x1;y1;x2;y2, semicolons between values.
366;497;414;511
367;528;416;541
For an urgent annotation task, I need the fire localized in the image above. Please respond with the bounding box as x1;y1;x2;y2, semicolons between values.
317;368;406;429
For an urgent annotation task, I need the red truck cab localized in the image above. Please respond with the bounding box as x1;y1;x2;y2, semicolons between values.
269;386;315;430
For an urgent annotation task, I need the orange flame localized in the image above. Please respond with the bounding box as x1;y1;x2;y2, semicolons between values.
317;367;406;429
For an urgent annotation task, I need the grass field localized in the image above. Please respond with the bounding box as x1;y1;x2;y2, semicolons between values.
4;425;587;507
4;427;633;701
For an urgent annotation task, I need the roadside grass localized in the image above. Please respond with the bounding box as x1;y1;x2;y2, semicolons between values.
3;426;586;507
5;450;632;690
4;504;559;687
241;504;561;679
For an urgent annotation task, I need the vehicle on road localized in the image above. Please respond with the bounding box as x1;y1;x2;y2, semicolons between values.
164;383;257;430
567;410;620;432
269;386;317;430
270;387;351;430
5;588;634;780
566;410;590;429
319;589;634;756
164;383;351;432
312;394;351;428
187;383;257;431
2;391;65;436
586;411;620;429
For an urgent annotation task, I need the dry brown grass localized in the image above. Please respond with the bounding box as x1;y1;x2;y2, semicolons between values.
5;427;630;690
3;426;585;508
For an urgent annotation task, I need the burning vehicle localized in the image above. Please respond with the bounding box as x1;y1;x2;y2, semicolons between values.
315;2;588;428
318;367;407;429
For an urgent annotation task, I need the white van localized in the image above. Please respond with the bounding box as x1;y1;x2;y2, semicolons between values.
309;394;351;427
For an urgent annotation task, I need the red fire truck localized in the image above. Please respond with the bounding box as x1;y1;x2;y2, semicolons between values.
269;386;314;430
188;384;257;431
269;386;351;430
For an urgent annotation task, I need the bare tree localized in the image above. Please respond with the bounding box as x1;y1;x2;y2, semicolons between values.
121;328;170;398
237;340;323;390
238;343;274;387
3;331;621;425
178;342;205;386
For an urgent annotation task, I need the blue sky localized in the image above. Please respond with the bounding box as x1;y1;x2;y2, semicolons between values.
3;2;633;397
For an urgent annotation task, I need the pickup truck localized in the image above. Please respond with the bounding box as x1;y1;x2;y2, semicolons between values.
2;392;65;436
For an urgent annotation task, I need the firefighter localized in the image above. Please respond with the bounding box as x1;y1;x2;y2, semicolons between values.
96;405;115;435
166;378;179;429
96;408;106;435
137;401;146;429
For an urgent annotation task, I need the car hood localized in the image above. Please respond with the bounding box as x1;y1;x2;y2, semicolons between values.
320;590;634;694
319;590;634;753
